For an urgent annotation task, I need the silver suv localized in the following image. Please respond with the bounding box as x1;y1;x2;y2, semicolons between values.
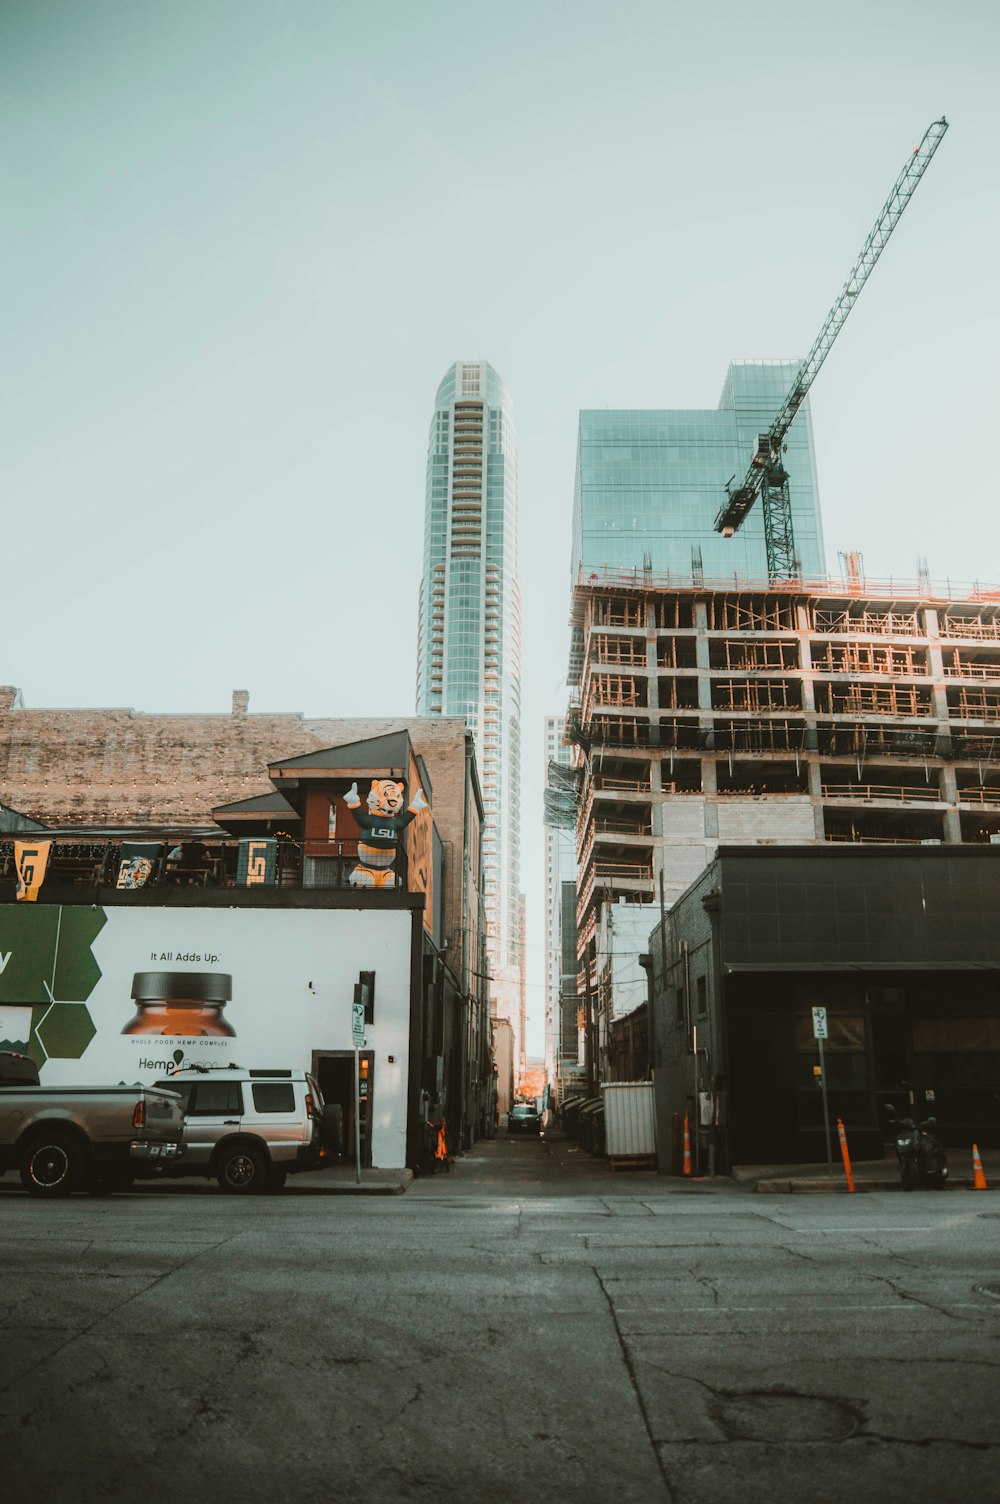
153;1065;340;1194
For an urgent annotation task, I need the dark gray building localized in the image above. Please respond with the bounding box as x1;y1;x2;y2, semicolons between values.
648;846;1000;1169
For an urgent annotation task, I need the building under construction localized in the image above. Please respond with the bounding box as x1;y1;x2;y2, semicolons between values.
567;570;1000;1079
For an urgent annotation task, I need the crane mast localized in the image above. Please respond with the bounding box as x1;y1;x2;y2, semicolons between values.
714;117;949;581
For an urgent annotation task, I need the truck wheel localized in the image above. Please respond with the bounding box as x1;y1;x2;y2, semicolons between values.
20;1132;84;1198
216;1145;266;1194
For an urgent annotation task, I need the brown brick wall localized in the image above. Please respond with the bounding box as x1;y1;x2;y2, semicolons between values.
0;693;483;988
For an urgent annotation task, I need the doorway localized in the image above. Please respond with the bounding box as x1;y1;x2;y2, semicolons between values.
312;1050;374;1168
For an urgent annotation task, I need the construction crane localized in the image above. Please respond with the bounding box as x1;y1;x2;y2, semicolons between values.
714;116;949;581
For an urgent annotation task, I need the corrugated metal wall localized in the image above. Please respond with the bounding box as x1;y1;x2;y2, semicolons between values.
602;1082;656;1156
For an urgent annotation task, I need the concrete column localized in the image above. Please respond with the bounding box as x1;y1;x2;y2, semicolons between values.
923;606;950;722
939;763;962;843
646;607;660;747
693;598;715;799
695;599;712;709
797;606;816;712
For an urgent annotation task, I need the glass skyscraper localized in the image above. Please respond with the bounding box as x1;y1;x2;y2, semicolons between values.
571;360;826;584
416;361;522;993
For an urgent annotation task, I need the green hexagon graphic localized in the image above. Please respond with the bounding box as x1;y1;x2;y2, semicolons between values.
36;1002;97;1061
0;905;106;1004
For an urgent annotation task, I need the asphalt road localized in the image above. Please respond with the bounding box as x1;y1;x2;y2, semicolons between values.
2;1133;998;1504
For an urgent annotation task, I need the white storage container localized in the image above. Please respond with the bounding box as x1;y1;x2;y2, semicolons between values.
602;1081;656;1159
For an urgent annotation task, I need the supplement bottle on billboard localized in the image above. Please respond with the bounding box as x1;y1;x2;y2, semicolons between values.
122;972;236;1036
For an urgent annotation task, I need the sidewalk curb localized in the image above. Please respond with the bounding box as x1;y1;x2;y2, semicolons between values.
321;1182;410;1196
288;1169;413;1195
753;1177;996;1194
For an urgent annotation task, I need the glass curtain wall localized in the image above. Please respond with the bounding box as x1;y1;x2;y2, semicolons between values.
570;360;826;585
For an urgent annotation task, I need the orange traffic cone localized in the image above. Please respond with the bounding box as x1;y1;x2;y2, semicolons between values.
836;1118;856;1194
682;1112;692;1176
971;1144;988;1191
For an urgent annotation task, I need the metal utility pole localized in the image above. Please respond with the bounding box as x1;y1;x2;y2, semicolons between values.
715;117;949;581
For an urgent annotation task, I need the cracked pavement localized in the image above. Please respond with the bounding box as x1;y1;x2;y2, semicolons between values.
2;1134;998;1504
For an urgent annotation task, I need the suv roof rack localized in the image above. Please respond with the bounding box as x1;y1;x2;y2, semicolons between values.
167;1062;246;1075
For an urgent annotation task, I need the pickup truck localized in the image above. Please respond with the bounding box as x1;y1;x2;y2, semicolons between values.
0;1051;185;1198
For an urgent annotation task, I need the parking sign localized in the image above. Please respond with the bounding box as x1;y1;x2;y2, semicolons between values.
812;1006;828;1040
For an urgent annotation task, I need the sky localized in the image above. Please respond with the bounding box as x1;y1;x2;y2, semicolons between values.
3;0;998;1055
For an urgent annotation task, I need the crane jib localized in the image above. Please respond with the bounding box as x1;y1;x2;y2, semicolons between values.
714;117;949;558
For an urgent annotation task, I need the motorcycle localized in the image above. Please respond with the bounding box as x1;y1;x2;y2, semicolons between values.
885;1104;948;1190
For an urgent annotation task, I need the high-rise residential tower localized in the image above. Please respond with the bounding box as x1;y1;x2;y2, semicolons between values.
416;361;523;1024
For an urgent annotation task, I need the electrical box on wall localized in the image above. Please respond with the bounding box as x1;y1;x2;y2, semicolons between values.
354;970;376;1024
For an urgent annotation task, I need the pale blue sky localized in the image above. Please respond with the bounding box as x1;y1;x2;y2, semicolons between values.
4;1;997;1049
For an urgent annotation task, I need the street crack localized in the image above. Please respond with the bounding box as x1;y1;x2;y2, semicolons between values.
593;1267;677;1500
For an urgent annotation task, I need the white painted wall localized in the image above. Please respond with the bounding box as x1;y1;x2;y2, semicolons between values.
24;906;415;1169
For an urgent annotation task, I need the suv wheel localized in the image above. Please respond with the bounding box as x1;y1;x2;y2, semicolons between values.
20;1131;84;1198
216;1145;266;1195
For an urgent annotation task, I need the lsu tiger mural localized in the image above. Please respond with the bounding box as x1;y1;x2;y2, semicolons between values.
343;778;429;889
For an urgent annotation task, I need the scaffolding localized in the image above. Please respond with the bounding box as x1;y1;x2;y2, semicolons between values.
820;684;933;717
590;675;643;708
714;680;800;713
813;642;925;676
954;688;1000;721
660;637;698;668
940;611;1000;640
592;635;646;667
716;640;800;671
813;607;922;637
708;595;799;632
944;651;1000;679
591;598;643;629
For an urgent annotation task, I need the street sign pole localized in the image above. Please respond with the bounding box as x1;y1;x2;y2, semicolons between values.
351;998;366;1186
812;1006;833;1178
818;1035;833;1178
354;1045;361;1186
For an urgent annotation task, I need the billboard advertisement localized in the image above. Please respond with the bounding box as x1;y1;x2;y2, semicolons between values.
0;904;415;1167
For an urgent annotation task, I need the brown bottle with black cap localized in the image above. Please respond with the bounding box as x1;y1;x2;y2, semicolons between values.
122;972;235;1036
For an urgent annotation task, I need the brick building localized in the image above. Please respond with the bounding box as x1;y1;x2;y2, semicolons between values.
0;690;484;1008
0;691;494;1157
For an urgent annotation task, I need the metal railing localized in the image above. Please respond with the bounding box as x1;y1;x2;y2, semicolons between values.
577;564;1000;604
956;787;1000;807
0;836;408;894
821;783;943;803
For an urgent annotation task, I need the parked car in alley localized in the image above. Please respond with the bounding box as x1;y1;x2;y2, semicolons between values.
508;1102;541;1135
152;1064;341;1193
